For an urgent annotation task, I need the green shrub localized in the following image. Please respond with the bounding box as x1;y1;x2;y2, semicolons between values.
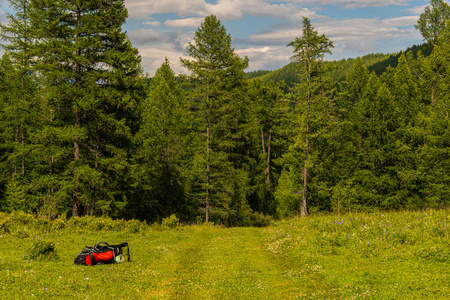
51;218;66;231
0;214;11;234
126;219;143;233
249;212;272;227
26;240;59;261
10;210;36;226
161;214;180;228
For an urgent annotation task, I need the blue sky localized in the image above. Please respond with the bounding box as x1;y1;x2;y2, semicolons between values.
0;0;440;75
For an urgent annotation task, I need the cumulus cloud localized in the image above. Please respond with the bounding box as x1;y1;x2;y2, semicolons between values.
236;46;292;71
272;0;412;9
164;17;204;28
125;0;210;20
407;1;450;15
240;1;319;20
137;43;189;76
125;0;321;22
247;15;422;57
143;21;162;26
325;0;411;9
321;16;420;42
247;24;303;45
252;16;419;41
128;29;167;45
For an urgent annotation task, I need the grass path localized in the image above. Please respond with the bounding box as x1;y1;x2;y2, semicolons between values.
137;227;304;299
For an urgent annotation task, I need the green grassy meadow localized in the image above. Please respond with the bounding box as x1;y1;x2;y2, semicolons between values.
0;210;449;299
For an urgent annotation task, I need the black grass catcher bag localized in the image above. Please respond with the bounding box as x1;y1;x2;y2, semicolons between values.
74;241;130;266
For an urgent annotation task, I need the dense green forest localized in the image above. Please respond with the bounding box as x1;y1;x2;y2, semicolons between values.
1;0;450;225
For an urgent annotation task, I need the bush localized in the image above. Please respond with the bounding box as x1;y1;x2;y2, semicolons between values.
126;219;143;233
0;214;11;234
26;240;59;261
248;212;272;227
0;211;150;233
10;210;36;226
51;218;66;231
161;214;180;228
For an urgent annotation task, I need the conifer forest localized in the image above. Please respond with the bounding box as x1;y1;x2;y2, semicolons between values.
1;0;450;226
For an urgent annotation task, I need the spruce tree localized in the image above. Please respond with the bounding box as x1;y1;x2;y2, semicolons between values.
418;22;450;208
133;58;191;221
25;0;144;217
287;17;334;217
329;58;371;214
248;78;290;215
180;15;250;224
0;0;39;213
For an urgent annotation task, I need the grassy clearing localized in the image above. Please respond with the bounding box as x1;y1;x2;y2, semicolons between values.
0;210;449;299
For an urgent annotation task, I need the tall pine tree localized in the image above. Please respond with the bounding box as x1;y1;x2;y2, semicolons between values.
287;17;334;217
25;0;144;217
181;15;251;224
0;0;40;213
133;58;191;221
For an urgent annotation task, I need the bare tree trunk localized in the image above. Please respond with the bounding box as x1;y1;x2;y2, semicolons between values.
13;126;18;176
161;129;167;218
265;111;272;192
261;126;266;155
431;85;435;103
21;130;25;176
206;118;210;223
205;90;210;223
73;106;80;217
72;8;81;217
301;62;311;218
302;117;309;218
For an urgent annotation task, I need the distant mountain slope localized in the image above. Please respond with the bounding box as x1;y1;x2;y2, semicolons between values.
366;44;431;76
246;44;430;86
245;70;272;80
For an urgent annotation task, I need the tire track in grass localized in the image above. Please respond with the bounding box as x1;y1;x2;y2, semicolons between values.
168;226;305;299
170;226;217;299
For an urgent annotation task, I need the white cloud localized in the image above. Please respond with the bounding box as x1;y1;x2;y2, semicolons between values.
329;0;411;9
168;30;195;51
143;21;162;26
248;16;422;56
240;0;320;20
408;1;450;14
125;0;210;19
248;26;301;45
128;29;167;45
321;17;420;42
272;0;412;9
407;4;427;14
164;17;204;28
236;46;292;71
254;16;419;42
137;43;189;76
125;0;320;22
